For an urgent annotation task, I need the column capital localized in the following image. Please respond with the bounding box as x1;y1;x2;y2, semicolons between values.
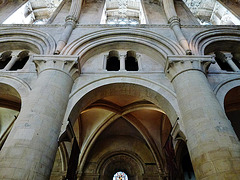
33;55;79;80
65;15;78;27
168;16;180;28
223;52;233;62
119;54;126;58
164;55;215;82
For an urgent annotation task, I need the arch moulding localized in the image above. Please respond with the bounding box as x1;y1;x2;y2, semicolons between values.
60;76;182;144
64;77;180;125
214;78;240;109
189;27;240;55
0;75;31;102
0;27;56;54
61;28;185;66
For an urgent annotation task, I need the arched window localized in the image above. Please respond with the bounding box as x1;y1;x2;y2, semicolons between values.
113;171;128;180
125;51;138;71
106;51;120;71
9;51;29;71
0;51;12;69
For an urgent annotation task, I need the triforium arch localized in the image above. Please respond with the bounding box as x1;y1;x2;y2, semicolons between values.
0;28;56;71
60;28;185;65
61;79;182;179
0;28;56;55
189;27;240;55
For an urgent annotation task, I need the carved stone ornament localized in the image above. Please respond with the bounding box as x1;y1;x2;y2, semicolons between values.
33;55;79;80
165;55;215;81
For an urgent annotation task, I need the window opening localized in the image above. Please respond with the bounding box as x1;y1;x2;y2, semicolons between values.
125;51;138;71
113;171;128;180
106;51;120;71
0;51;12;69
101;0;146;25
10;51;29;71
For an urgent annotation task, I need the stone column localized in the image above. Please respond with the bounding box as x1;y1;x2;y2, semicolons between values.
0;55;78;179
223;53;239;72
3;51;29;71
3;55;19;71
165;55;240;179
119;54;126;71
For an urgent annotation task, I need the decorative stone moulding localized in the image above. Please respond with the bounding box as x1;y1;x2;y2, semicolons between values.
168;16;181;28
189;27;240;55
165;55;215;81
0;28;56;55
65;15;78;27
33;55;79;80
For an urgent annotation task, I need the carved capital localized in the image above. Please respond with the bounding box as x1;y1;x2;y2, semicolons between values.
165;55;215;82
33;55;79;80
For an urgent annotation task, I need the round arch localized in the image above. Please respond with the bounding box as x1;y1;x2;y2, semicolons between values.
189;28;240;55
214;78;240;109
0;80;25;149
64;77;180;128
61;78;181;178
0;75;31;106
61;28;185;66
97;152;145;180
0;28;56;54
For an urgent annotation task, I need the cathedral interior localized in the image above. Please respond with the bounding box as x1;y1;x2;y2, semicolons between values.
0;0;240;179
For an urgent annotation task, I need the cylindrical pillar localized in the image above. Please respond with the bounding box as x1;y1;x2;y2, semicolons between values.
224;53;240;72
166;55;240;179
120;54;126;71
0;55;78;179
3;55;19;70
